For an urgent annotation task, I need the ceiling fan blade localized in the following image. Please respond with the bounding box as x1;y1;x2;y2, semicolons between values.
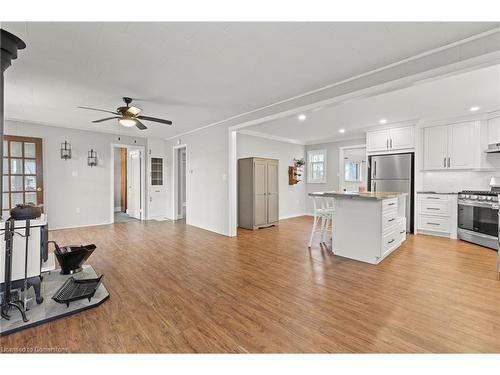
137;115;172;125
78;106;118;115
92;116;120;123
135;120;147;130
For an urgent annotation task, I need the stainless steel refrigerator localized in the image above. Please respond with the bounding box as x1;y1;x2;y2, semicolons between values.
368;153;414;232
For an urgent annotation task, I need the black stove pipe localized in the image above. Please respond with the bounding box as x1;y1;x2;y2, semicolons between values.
1;29;26;215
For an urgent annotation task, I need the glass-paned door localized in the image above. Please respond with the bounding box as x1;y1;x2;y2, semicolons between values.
2;135;44;218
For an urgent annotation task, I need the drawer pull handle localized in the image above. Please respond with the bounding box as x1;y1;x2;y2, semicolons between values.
400;230;405;234
426;197;440;199
427;207;440;210
388;203;396;206
427;222;440;226
388;218;395;222
387;239;395;244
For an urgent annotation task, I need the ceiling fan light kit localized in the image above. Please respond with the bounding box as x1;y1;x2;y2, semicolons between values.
78;97;172;130
118;118;137;127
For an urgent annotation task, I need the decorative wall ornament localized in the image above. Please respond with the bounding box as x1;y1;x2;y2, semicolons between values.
87;149;98;167
289;158;305;185
60;141;72;160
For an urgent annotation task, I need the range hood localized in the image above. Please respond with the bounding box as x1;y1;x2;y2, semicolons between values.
484;143;500;153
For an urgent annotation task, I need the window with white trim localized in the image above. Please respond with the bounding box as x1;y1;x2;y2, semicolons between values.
307;149;327;183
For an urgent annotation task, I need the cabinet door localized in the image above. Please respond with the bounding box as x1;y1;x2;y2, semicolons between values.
389;127;414;150
367;130;390;152
254;160;268;226
266;161;279;223
488;116;500;144
448;122;476;169
423;125;448;170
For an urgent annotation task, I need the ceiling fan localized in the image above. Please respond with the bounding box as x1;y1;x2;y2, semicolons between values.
78;97;172;130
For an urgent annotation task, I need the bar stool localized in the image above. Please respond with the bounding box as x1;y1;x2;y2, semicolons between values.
308;195;335;248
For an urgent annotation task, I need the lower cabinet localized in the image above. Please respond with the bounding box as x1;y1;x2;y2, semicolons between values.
380;198;406;260
416;193;457;238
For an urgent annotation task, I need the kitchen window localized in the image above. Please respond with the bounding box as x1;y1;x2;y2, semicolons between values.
307;149;327;183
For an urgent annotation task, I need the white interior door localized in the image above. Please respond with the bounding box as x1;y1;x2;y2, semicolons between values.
127;150;142;219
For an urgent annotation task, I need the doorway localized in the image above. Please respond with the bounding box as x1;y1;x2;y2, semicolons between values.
111;144;145;223
338;145;367;192
173;145;187;220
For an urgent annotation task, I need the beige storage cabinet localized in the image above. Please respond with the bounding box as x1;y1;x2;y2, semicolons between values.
238;157;279;230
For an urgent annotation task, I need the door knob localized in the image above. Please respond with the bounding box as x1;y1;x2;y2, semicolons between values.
36;187;42;192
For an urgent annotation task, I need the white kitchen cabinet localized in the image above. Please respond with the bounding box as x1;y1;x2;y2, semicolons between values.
390;127;414;150
367;129;391;152
423;125;448;169
367;126;414;153
448;122;476;169
487;116;500;144
423;121;476;170
416;193;457;239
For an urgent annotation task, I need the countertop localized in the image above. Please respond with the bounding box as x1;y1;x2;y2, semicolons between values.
308;191;407;200
417;191;458;195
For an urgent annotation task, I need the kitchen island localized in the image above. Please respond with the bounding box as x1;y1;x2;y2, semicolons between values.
309;191;407;264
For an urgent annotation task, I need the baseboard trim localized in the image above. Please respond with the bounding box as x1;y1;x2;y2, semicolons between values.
49;221;113;231
279;213;310;220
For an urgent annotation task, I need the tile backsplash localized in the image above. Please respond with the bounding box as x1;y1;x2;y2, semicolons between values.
422;170;500;192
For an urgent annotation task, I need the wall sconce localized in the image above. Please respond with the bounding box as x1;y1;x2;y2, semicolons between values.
60;141;72;160
87;149;97;167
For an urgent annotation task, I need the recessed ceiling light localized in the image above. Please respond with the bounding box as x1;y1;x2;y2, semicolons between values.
379;119;387;124
339;128;346;134
297;114;306;121
470;106;480;112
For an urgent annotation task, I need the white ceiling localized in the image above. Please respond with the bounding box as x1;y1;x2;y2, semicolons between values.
2;22;499;138
247;64;500;144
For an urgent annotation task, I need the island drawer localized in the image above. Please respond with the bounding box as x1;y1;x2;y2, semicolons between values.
382;229;399;257
382;210;398;233
418;215;451;233
382;198;398;211
419;200;451;216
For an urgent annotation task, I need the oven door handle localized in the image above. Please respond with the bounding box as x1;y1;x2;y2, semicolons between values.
458;201;498;209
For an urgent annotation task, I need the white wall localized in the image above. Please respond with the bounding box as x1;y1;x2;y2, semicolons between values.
165;124;229;234
237;133;307;219
305;138;366;214
5;120;147;229
113;148;122;211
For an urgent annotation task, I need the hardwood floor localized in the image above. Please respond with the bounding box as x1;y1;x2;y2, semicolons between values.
1;216;500;353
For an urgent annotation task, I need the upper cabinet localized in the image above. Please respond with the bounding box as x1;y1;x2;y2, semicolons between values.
366;126;414;153
423;121;477;170
487;115;500;144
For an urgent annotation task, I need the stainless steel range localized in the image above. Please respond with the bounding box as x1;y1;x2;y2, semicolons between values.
458;188;499;250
